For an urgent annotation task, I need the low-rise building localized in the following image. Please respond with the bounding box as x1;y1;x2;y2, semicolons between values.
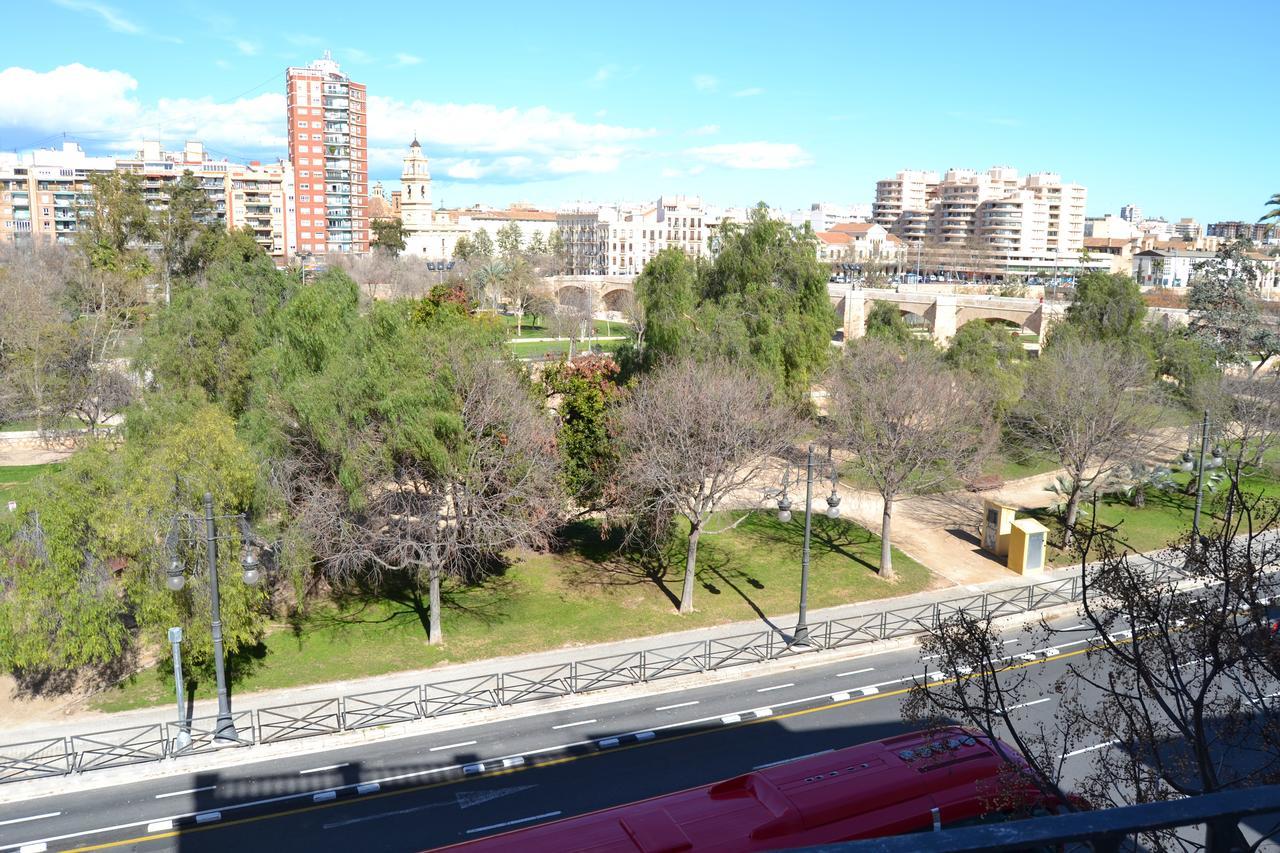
1208;220;1277;244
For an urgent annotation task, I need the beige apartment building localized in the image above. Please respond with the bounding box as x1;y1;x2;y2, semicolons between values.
0;142;115;246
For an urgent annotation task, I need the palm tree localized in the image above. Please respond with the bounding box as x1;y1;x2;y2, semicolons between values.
472;259;508;313
1262;193;1280;236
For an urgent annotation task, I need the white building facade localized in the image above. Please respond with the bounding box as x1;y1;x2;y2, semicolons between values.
557;195;708;276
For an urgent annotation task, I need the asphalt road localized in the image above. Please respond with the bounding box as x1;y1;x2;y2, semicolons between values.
0;612;1128;853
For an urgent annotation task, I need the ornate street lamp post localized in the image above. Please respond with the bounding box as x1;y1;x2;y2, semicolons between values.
770;445;841;644
164;492;264;742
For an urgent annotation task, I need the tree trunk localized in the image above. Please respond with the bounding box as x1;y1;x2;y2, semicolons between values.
1063;485;1083;547
680;523;701;614
515;310;522;336
880;500;896;581
427;563;442;645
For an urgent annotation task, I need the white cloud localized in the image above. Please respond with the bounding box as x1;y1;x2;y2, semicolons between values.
52;0;181;42
234;39;259;56
692;74;719;92
589;64;617;87
688;124;720;136
688;142;812;170
395;53;423;67
285;33;324;47
343;47;372;64
732;87;764;98
52;0;140;34
1;63;656;186
367;96;654;156
0;64;142;132
548;147;623;174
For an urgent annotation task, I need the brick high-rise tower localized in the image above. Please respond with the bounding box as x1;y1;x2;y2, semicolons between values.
285;52;368;257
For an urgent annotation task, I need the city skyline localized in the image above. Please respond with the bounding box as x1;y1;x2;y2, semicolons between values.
0;0;1276;222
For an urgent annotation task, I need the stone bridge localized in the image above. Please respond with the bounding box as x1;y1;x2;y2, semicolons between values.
836;288;1067;345
546;275;636;313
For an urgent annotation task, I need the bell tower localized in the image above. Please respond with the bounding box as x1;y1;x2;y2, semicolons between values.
400;136;432;232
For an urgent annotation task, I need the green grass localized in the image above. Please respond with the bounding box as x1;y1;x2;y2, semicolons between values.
0;463;60;511
1022;464;1280;565
0;417;82;432
90;512;931;712
985;449;1061;482
508;338;627;359
500;314;623;339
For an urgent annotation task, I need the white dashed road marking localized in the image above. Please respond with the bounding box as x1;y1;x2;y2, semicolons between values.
1008;697;1053;711
836;667;875;677
466;811;562;835
551;719;597;730
655;701;699;711
155;786;216;799
299;763;348;775
757;683;793;692
1064;741;1118;758
0;813;60;827
429;740;477;752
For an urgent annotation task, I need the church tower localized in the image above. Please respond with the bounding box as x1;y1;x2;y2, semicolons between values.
400;137;432;232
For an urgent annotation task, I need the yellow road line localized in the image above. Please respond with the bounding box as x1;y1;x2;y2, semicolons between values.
58;644;1095;852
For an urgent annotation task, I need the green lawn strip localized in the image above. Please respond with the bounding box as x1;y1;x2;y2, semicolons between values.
507;338;626;359
500;315;621;339
986;450;1061;482
0;418;82;432
0;463;62;509
1021;465;1280;566
90;512;930;712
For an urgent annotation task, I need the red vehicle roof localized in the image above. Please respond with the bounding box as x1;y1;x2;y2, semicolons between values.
433;727;1052;852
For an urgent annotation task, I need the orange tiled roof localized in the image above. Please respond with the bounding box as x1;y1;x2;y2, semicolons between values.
831;222;875;235
817;231;852;245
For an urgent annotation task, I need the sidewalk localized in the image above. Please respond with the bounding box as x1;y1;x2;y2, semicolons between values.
0;563;1081;747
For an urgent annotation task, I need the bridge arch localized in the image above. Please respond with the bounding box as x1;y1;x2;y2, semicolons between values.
601;286;633;313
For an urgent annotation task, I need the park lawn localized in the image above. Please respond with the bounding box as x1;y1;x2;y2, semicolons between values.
0;463;61;510
508;338;627;360
985;449;1060;482
500;315;621;339
1023;464;1280;566
90;512;931;712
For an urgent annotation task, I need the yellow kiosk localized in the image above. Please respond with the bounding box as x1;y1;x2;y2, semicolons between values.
981;500;1017;557
1007;518;1049;575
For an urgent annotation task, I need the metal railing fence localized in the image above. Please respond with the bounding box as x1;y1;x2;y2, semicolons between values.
0;559;1187;784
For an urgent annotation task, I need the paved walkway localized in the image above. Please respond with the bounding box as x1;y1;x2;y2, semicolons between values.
0;564;1077;746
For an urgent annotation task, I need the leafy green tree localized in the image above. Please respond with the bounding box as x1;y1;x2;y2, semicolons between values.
137;250;293;416
452;234;476;262
0;401;265;678
632;247;697;370
699;204;834;400
945;321;1025;417
1063;271;1146;343
1145;322;1220;395
1188;240;1280;376
496;221;523;259
527;231;547;255
864;300;916;346
154;171;218;298
472;228;494;259
0;446;131;672
371;219;408;256
543;355;621;508
547;228;566;273
77;171;153;276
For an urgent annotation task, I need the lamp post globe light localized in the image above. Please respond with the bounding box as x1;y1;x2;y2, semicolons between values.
770;445;840;645
164;492;265;743
1179;410;1225;549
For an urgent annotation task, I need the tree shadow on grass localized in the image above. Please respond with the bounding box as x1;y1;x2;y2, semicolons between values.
314;566;520;642
555;519;682;609
747;513;883;575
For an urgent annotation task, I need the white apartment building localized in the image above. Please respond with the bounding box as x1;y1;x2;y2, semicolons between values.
816;222;903;265
1085;215;1142;240
872;166;1088;275
557;195;707;276
872;170;940;240
791;202;872;233
1134;248;1216;288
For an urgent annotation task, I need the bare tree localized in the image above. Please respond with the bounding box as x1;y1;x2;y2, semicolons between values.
826;339;994;580
612;358;797;614
552;287;600;358
907;482;1280;851
501;259;549;335
1195;373;1280;471
0;244;73;427
1012;339;1163;545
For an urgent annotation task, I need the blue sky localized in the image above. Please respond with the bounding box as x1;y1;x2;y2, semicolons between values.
1;0;1276;222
